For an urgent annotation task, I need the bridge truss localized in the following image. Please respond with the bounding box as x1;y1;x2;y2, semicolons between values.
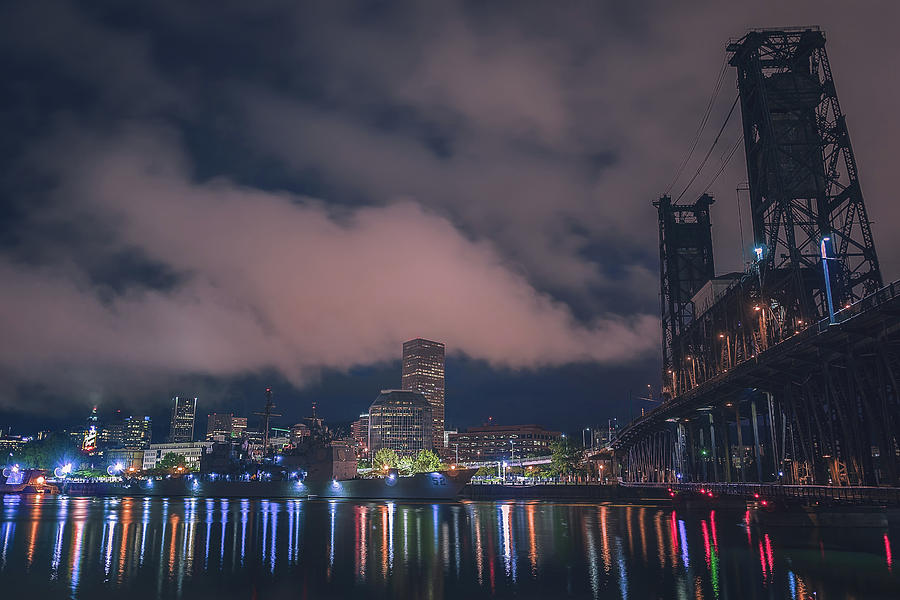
614;28;900;487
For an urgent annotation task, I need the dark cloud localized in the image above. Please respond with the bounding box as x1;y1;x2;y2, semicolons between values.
1;1;898;428
0;125;657;412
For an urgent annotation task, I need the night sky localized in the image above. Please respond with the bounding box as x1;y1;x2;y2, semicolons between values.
1;1;899;438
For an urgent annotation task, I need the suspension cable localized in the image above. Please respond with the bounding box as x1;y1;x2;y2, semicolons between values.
674;93;740;204
703;134;744;193
664;55;729;196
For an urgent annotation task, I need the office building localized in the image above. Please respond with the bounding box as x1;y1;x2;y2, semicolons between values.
142;441;213;471
447;424;561;463
443;427;458;449
106;448;145;472
368;390;432;457
232;416;248;437
401;338;445;449
0;433;26;455
168;397;197;443
99;410;125;448
206;412;234;440
123;416;152;449
351;413;369;455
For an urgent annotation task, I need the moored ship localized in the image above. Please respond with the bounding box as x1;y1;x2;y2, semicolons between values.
0;467;58;494
60;468;475;500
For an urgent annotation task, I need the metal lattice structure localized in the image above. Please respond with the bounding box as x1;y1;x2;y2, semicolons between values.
614;28;900;488
654;194;716;390
728;28;882;323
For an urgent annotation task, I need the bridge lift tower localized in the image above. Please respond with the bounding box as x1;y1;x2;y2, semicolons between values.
622;28;899;488
728;28;882;324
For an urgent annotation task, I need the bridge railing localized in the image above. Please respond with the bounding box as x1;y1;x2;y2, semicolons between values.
621;481;900;505
817;279;900;333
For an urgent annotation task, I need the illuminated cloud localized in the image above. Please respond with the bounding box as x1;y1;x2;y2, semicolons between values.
0;128;658;405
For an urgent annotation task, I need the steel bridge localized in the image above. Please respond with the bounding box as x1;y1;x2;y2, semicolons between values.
612;28;900;487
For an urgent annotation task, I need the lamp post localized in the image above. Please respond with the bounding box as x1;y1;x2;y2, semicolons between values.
821;236;837;325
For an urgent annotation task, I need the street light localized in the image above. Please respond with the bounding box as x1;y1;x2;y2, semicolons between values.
821;236;837;325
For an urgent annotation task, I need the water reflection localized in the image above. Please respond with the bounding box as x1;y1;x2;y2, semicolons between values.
0;496;896;599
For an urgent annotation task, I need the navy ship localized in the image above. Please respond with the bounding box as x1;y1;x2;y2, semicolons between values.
60;468;475;500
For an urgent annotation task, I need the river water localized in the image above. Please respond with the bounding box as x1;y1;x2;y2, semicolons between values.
0;495;896;599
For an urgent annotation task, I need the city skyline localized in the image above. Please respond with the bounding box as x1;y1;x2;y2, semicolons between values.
2;5;899;600
1;2;899;441
1;6;899;599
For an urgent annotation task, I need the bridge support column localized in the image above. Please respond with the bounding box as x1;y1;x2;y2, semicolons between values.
734;402;745;482
751;399;763;482
717;409;732;483
707;412;719;482
766;392;781;481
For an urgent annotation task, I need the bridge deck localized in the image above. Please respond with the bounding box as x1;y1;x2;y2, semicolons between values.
613;279;900;448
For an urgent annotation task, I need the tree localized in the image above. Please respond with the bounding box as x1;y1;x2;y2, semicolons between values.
398;456;414;476
412;450;442;473
373;448;399;471
475;466;495;477
156;452;188;474
549;439;580;477
10;433;79;470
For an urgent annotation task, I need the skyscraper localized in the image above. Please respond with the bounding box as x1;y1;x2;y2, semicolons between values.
206;412;234;440
123;416;152;449
351;413;369;455
168;397;197;443
401;338;445;448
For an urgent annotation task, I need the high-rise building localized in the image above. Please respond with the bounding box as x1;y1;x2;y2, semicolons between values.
401;338;445;449
99;409;125;449
351;413;369;455
123;416;152;449
206;412;234;440
368;390;433;457
168;397;197;443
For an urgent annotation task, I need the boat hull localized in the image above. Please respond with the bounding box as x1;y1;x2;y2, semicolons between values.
61;470;475;500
